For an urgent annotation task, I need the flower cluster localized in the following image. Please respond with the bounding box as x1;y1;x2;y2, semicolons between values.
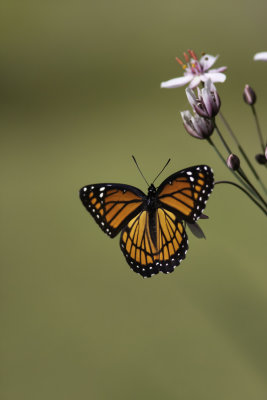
161;50;227;89
161;50;267;216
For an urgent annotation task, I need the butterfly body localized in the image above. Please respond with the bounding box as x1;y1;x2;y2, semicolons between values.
142;184;159;248
80;165;214;278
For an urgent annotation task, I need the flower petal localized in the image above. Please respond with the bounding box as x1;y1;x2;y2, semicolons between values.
199;54;218;71
202;72;226;83
189;76;201;89
181;110;202;138
212;66;227;73
210;81;221;110
160;74;192;89
185;88;197;107
202;87;213;117
254;52;267;61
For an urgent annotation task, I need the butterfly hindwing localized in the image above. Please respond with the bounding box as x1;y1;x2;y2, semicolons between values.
157;165;214;223
120;208;188;278
79;184;145;237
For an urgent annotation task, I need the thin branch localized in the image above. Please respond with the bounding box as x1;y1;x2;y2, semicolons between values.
219;111;260;180
251;105;265;152
215;180;267;216
237;168;267;208
214;122;232;154
207;138;255;196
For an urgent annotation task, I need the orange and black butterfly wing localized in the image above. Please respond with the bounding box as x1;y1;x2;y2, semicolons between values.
79;184;145;237
156;165;214;223
120;208;188;278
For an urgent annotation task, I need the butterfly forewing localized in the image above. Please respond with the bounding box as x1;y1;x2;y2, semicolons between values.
157;165;214;223
120;208;188;278
79;184;145;237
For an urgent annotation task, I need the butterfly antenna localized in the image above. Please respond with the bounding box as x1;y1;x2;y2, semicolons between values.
152;158;171;184
132;155;149;186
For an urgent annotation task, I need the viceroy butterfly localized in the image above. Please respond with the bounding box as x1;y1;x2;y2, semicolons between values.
79;164;214;278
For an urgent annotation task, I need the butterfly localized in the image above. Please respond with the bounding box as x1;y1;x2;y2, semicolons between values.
79;164;214;278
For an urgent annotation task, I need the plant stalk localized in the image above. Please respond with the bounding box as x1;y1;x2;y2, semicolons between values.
215;180;267;216
251;105;265;152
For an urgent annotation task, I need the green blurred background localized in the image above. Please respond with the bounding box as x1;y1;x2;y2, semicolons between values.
1;1;267;399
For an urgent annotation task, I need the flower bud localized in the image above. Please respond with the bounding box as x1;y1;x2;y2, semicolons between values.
227;154;240;170
243;84;256;105
186;79;221;118
265;146;267;161
181;110;214;139
255;153;267;165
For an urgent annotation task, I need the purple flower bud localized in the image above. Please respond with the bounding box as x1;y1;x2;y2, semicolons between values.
186;79;221;118
243;84;256;105
255;153;267;165
227;154;240;170
181;110;214;139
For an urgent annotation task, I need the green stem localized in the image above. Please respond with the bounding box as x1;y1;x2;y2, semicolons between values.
219;111;260;180
251;105;265;152
214;122;232;154
207;138;255;196
215;120;267;197
237;168;267;208
215;181;267;216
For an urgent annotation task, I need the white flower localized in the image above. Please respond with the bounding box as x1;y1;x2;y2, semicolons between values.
253;52;267;61
161;50;227;89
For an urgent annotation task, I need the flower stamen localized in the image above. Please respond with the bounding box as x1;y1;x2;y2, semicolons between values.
183;52;189;62
176;57;184;66
188;49;198;60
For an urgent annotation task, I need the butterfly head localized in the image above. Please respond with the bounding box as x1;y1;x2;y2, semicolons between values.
148;184;157;196
147;184;158;209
